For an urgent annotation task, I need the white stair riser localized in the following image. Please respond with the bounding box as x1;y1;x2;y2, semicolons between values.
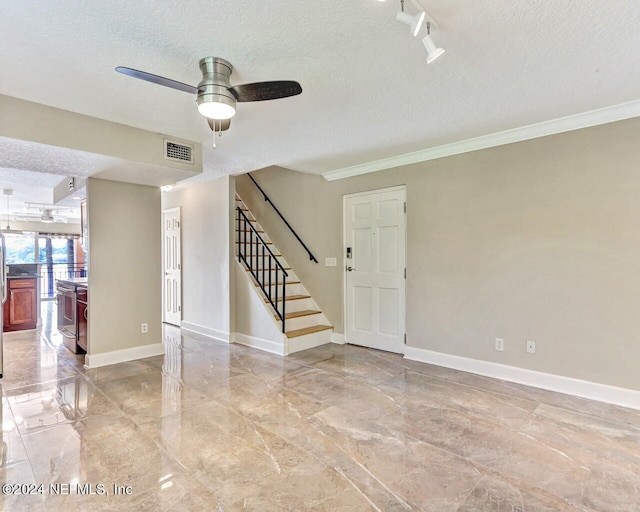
262;297;316;315
241;255;288;267
284;313;324;331
278;297;316;314
287;329;333;355
235;234;271;244
264;283;305;298
245;269;296;283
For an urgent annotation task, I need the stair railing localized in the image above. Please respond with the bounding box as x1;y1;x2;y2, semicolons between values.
247;174;318;263
237;207;288;333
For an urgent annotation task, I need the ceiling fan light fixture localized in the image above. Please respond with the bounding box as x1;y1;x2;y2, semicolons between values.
197;57;237;120
396;10;426;37
41;209;55;223
197;95;236;120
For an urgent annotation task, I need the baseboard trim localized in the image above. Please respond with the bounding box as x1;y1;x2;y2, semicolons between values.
85;343;165;369
234;333;285;356
404;346;640;411
331;333;346;345
181;321;230;343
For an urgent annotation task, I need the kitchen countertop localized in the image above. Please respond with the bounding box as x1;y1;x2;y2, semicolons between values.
57;277;88;287
7;274;40;279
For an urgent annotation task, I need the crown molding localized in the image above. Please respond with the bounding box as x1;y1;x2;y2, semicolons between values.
322;100;640;182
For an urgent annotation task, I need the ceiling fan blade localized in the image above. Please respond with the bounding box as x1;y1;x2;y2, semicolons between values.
207;118;231;132
115;66;198;95
228;81;302;102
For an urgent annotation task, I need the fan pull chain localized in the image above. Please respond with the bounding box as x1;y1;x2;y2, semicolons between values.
212;125;216;149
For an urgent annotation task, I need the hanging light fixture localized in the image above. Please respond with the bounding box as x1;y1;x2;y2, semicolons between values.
3;189;13;231
396;0;426;37
422;22;445;63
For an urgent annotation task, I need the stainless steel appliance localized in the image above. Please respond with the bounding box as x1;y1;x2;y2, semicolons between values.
57;281;78;353
76;286;88;352
0;232;6;378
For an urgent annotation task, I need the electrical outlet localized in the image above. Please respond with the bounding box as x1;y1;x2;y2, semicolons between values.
324;257;337;267
495;338;504;352
526;340;536;354
141;323;148;334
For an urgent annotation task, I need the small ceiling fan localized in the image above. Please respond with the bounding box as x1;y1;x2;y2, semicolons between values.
116;57;302;133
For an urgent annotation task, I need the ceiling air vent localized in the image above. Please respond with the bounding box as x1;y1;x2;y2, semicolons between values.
163;139;194;164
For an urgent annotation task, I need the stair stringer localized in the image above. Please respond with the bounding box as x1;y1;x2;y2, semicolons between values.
233;261;287;355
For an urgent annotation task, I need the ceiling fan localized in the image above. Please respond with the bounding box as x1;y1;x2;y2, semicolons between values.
116;57;302;133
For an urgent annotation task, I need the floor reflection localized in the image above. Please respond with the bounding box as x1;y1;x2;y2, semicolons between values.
162;324;183;450
1;312;639;510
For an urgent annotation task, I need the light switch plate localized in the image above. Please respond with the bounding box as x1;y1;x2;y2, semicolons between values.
325;257;337;267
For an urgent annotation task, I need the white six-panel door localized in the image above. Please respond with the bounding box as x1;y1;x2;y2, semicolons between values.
163;208;182;326
344;187;406;353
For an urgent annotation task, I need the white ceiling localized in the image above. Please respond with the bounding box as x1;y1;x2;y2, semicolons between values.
1;0;640;191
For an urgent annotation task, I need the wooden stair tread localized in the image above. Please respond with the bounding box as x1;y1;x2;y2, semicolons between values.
279;309;321;320
265;295;310;303
236;241;271;244
286;325;333;338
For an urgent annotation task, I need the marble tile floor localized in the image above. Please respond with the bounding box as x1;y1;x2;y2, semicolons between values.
1;311;640;510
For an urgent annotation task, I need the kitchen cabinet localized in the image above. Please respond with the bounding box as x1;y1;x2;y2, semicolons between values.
3;277;38;332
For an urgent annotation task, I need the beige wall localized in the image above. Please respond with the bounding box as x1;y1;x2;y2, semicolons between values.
237;117;640;390
162;175;233;336
87;178;161;354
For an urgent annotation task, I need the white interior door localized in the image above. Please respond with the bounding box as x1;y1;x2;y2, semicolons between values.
344;187;406;353
163;208;182;326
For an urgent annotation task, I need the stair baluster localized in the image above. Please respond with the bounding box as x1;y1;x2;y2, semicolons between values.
237;207;288;333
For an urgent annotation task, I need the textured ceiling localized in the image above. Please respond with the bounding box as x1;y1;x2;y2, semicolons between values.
1;0;640;191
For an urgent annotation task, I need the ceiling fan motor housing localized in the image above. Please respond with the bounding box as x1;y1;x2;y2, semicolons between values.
197;57;236;120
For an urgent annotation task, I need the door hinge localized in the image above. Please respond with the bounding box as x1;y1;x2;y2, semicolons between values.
404;333;407;345
178;263;181;270
404;268;406;279
178;305;181;312
404;202;406;214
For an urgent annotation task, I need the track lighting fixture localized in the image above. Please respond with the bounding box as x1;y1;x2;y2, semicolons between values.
422;22;445;63
396;0;426;37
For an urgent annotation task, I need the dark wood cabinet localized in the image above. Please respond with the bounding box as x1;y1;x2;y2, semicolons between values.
3;278;38;331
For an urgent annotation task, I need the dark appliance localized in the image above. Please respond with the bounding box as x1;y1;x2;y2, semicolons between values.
76;286;87;352
57;282;81;353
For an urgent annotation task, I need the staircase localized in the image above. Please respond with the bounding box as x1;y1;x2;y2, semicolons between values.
235;194;333;354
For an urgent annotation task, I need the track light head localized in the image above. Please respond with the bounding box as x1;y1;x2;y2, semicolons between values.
422;34;445;63
422;23;445;63
396;10;426;37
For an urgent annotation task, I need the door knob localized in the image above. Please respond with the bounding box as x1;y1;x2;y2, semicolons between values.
346;266;355;272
